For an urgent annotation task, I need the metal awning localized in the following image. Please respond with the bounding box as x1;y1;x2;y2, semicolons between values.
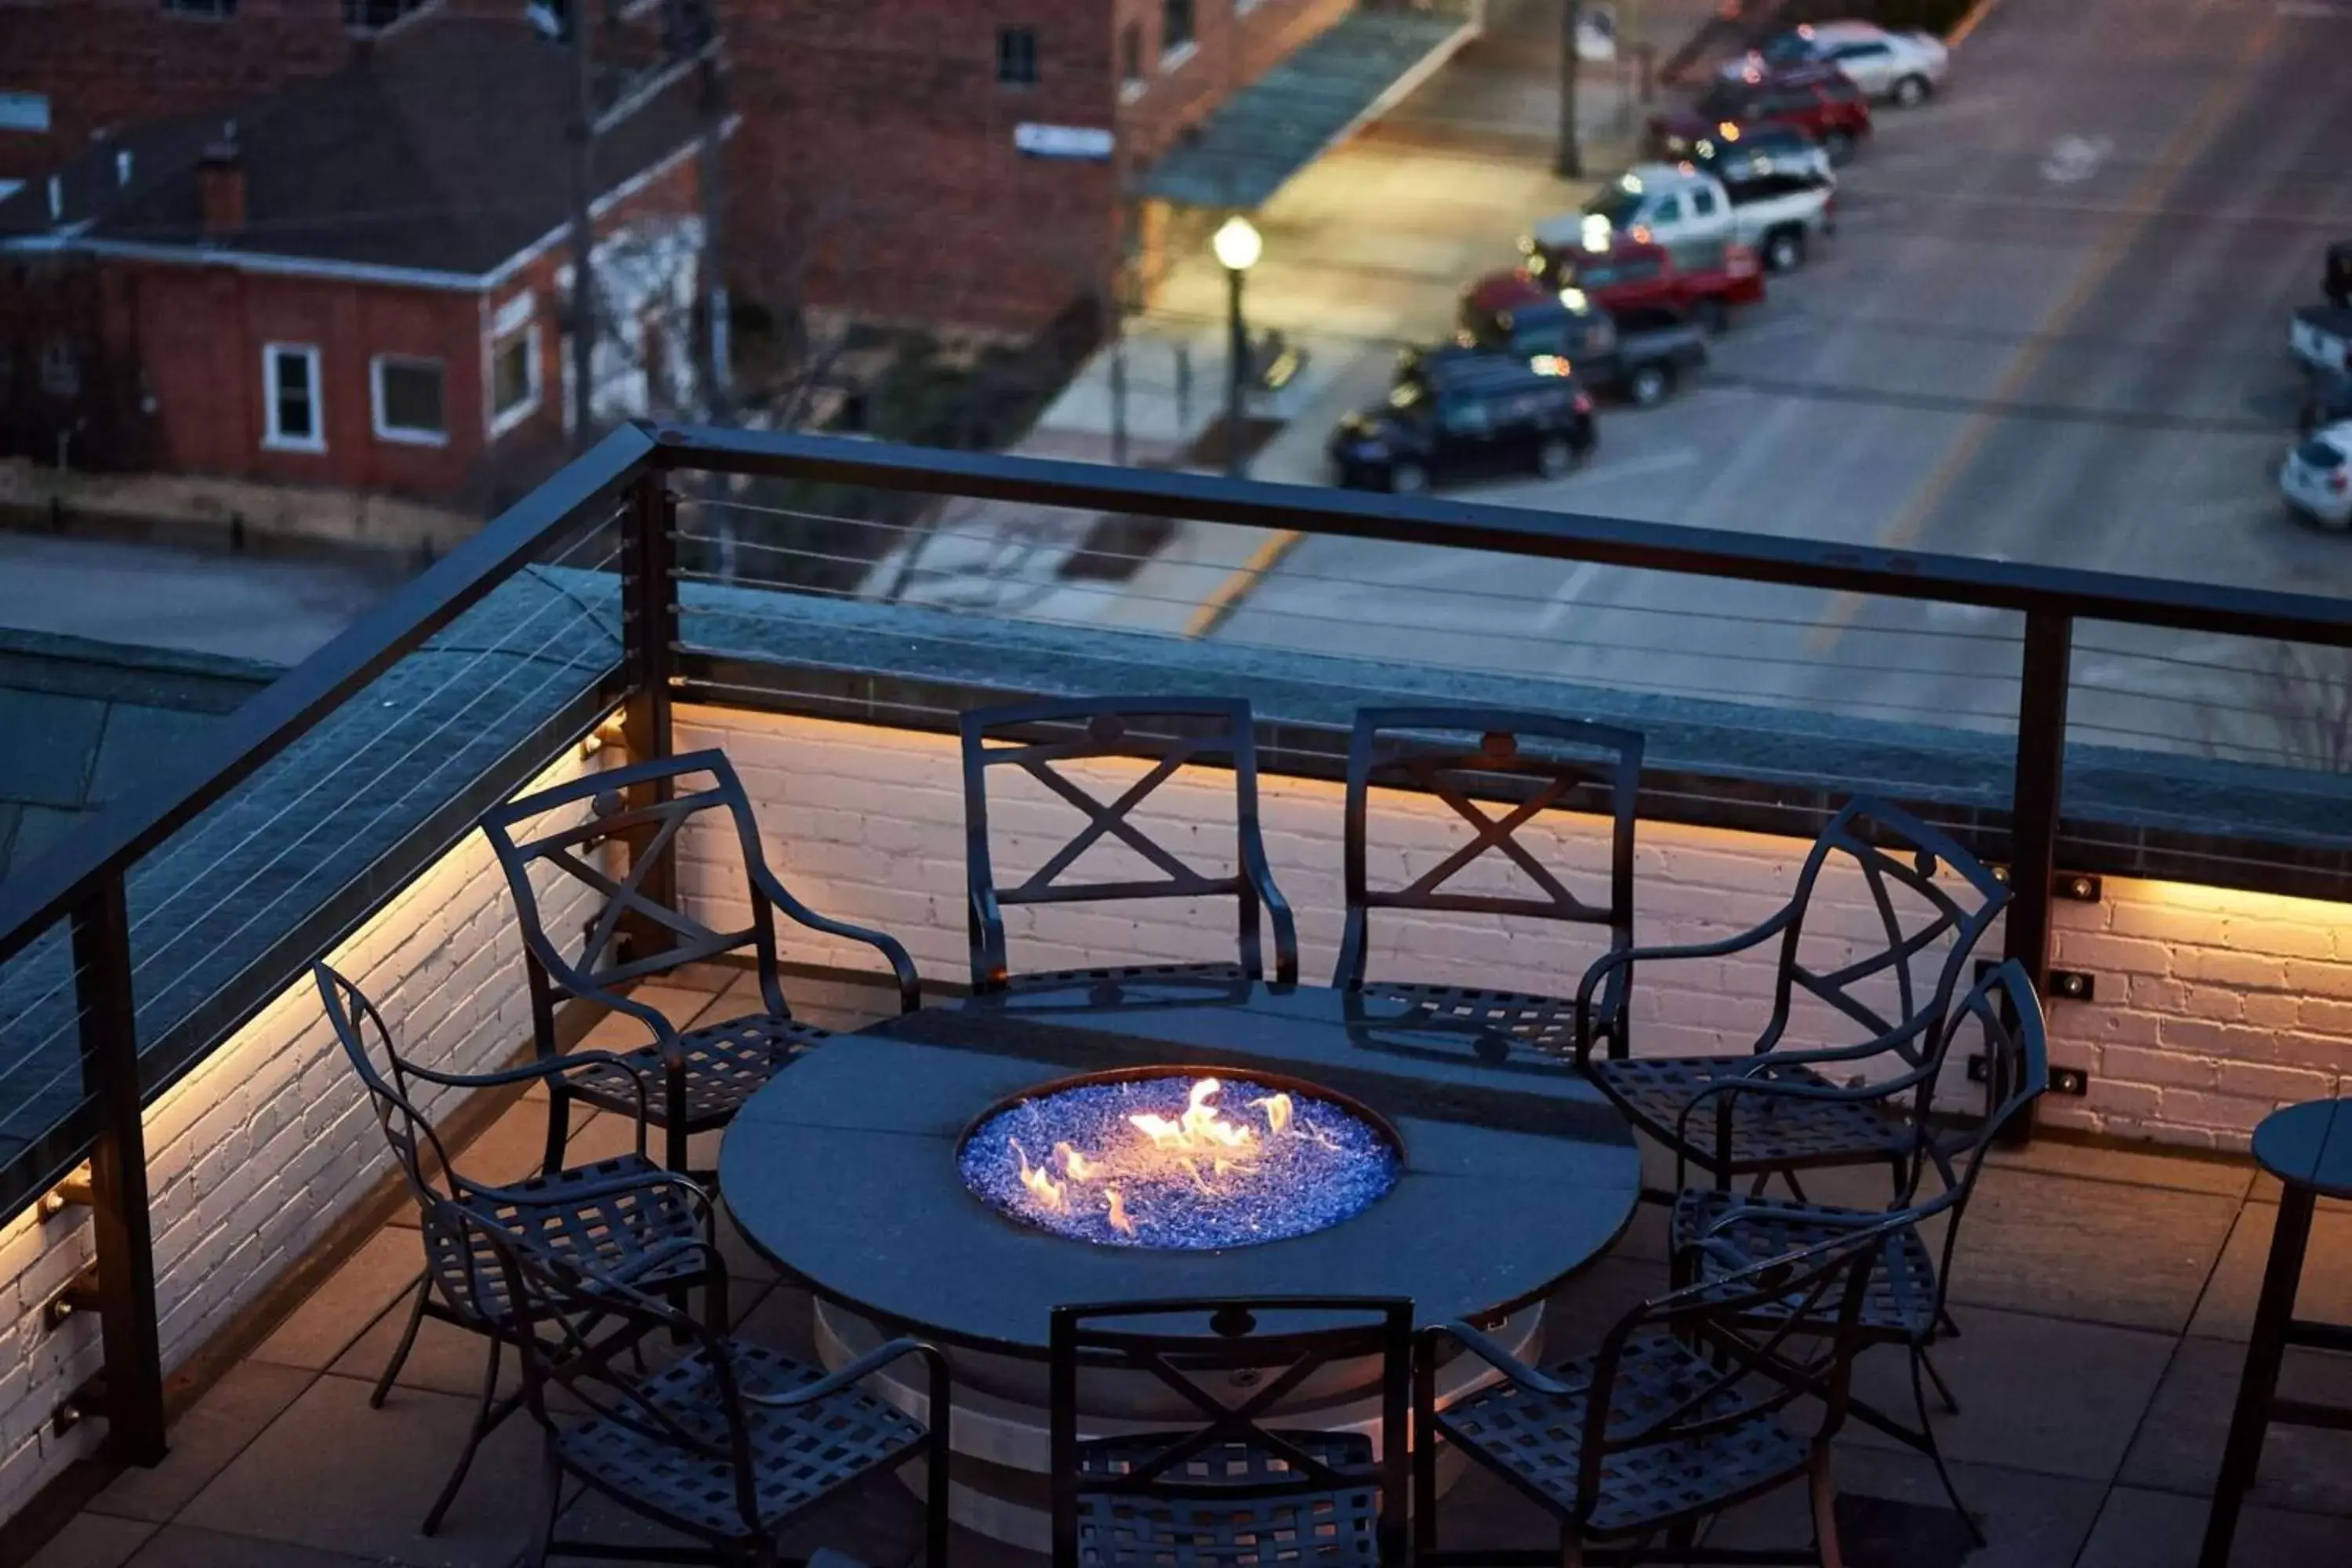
1134;4;1475;211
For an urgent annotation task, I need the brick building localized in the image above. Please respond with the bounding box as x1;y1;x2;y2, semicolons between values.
0;1;456;190
0;16;712;503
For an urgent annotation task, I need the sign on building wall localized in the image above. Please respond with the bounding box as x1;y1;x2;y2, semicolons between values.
1014;123;1115;162
0;93;51;133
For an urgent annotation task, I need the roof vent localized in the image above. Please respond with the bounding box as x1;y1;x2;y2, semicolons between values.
198;135;245;239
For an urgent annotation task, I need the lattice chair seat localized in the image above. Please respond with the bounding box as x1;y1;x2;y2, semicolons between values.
1672;1190;1940;1340
1073;1434;1385;1567
1357;982;1580;1057
556;1340;927;1539
423;1154;708;1324
565;1013;833;1129
1590;1055;1912;1172
1439;1334;1813;1537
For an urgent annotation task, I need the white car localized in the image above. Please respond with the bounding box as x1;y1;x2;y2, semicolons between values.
1722;20;1951;107
2281;422;2352;528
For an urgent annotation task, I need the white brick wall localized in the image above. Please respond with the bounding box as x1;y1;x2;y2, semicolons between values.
0;751;597;1525
674;707;2352;1157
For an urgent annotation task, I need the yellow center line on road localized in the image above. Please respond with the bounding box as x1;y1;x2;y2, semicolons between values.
1945;0;2013;49
1185;526;1306;637
1802;9;2283;655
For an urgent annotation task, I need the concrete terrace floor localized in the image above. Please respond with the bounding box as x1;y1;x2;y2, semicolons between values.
24;967;2352;1568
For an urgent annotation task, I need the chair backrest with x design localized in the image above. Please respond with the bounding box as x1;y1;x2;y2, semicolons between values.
479;750;793;1044
1757;797;2009;1065
1335;707;1642;992
1574;1225;1888;1530
1048;1295;1412;1568
960;697;1298;992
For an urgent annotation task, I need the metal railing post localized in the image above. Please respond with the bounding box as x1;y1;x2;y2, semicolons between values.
71;875;167;1465
2004;609;2073;1143
619;471;680;952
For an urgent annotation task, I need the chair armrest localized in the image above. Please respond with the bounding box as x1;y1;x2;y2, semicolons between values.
405;1049;655;1160
1240;837;1301;985
1419;1320;1573;1399
750;863;921;1014
1573;904;1799;1065
1671;1059;1936;1151
741;1336;946;1410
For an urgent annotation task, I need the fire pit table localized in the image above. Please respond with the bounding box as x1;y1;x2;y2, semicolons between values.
718;978;1640;1548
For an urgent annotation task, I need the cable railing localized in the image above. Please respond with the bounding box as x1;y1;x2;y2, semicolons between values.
9;419;2352;1474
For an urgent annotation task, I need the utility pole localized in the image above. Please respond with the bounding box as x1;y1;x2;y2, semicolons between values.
693;2;731;426
1557;0;1585;179
568;0;599;452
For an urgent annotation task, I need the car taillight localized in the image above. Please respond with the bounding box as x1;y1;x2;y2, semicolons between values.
1573;391;1595;415
2332;470;2350;493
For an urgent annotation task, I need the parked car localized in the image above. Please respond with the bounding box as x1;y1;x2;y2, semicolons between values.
1448;289;1710;407
1679;121;1835;185
1537;162;1834;277
2292;304;2352;379
1653;64;1873;164
1467;233;1763;336
1721;20;1951;107
2325;240;2350;309
2280;422;2352;528
1329;354;1595;494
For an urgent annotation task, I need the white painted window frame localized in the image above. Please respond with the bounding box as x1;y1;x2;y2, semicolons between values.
488;319;544;440
261;342;325;453
369;353;449;447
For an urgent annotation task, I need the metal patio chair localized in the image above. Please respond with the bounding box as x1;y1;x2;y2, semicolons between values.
481;749;920;1175
1049;1294;1412;1568
1573;796;2008;1199
1334;707;1641;1058
453;1203;951;1568
316;963;727;1537
1417;1223;1890;1566
1668;959;2051;1542
961;696;1299;1001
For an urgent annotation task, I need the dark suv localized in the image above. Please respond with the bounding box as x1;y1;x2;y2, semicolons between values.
1330;355;1595;494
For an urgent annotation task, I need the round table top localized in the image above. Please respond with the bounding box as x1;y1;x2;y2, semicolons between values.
719;977;1642;1356
2252;1098;2352;1201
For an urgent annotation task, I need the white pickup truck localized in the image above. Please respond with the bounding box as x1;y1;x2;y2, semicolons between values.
1536;162;1835;277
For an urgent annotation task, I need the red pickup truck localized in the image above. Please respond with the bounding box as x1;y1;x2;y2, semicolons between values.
1463;234;1765;334
1650;62;1873;165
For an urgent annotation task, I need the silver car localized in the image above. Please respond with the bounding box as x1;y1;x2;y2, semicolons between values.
1723;20;1951;107
2280;422;2352;529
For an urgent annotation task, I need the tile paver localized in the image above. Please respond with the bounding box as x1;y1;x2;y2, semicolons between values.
2188;1201;2352;1341
2119;1338;2352;1515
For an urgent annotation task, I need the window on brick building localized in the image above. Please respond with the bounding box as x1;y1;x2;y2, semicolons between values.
161;0;238;16
371;355;447;445
263;343;323;452
489;303;543;437
996;25;1040;86
344;0;435;32
1121;23;1145;84
1161;0;1196;58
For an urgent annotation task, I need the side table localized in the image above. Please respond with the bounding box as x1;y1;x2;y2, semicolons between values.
2199;1098;2352;1568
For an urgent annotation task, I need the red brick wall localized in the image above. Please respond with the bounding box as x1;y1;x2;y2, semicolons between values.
0;0;353;183
130;266;488;493
718;0;1352;335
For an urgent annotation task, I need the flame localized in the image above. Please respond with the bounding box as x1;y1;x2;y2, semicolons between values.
1013;1140;1066;1212
1056;1142;1098;1181
1105;1188;1136;1236
1130;1077;1258;1152
1251;1094;1294;1137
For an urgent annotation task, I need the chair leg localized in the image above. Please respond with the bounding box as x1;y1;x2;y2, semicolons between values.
922;1362;953;1568
423;1335;503;1536
542;1085;572;1176
1414;1353;1440;1560
1560;1525;1586;1568
666;1119;691;1177
1809;1450;1843;1568
1919;1345;1961;1415
1910;1349;1984;1548
372;1276;430;1410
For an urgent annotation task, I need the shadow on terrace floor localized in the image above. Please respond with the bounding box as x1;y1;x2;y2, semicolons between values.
25;967;2352;1568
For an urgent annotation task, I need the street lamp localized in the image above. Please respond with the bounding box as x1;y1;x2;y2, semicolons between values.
1212;213;1262;477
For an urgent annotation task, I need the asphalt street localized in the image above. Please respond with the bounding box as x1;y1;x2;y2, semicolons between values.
1212;0;2352;768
